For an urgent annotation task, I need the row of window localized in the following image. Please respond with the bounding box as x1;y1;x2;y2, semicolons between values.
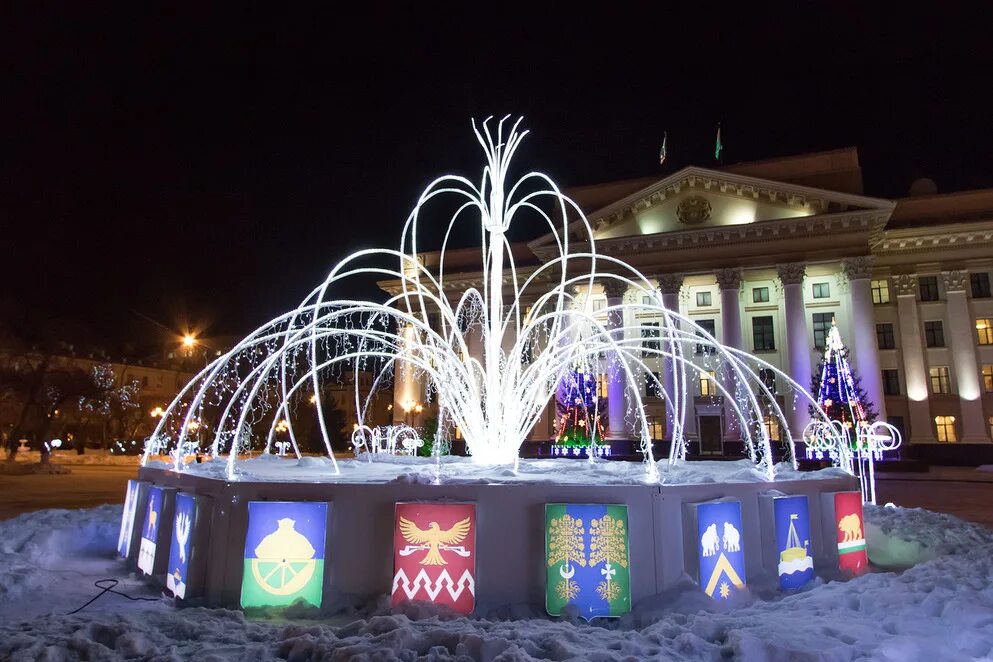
639;315;993;359
934;415;993;443
644;413;993;444
875;318;993;349
879;364;993;396
871;272;992;304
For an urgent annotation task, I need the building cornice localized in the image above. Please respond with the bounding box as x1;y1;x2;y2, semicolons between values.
875;220;993;256
530;209;889;262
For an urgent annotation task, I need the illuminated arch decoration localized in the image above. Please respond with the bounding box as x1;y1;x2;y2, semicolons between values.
145;117;848;482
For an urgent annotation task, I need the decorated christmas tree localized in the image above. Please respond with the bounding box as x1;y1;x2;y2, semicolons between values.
809;319;877;443
554;370;605;448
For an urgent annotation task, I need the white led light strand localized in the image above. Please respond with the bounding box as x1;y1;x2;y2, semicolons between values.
146;117;847;482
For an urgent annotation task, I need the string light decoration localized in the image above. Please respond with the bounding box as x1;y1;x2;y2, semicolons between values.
809;319;876;447
553;371;605;454
145;116;846;481
804;319;901;502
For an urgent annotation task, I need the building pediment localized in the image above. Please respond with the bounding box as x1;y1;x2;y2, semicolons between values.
528;166;894;255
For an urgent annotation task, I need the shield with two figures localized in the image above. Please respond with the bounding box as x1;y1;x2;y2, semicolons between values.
391;503;476;615
697;499;747;600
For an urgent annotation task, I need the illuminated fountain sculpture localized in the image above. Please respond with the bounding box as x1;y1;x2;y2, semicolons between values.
146;116;845;482
130;117;875;614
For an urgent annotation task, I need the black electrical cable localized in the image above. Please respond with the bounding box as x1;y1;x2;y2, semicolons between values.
65;578;160;615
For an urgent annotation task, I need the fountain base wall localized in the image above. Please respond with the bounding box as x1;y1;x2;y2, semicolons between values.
137;465;857;612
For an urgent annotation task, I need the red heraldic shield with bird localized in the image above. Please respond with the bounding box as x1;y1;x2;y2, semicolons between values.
392;503;476;615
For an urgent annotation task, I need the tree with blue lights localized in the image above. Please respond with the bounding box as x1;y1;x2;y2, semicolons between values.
809;319;877;442
554;370;605;448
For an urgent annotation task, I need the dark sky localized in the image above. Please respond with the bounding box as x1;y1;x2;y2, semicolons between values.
3;4;992;353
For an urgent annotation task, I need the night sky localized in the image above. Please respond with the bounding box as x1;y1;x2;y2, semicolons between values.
3;4;991;354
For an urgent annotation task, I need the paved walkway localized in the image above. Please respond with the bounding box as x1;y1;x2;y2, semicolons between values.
876;467;993;528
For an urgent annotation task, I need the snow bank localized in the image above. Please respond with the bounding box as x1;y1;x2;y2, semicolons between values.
3;503;993;660
174;454;846;487
864;502;993;568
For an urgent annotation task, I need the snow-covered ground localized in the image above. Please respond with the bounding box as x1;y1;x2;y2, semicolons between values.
2;502;992;660
157;454;850;486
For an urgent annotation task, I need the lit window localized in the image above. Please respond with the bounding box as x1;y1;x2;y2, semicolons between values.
882;369;900;395
935;415;957;442
876;323;895;350
592;299;606;312
989;416;993;439
977;319;993;345
871;279;890;304
648;416;664;441
700;371;717;396
982;365;993;393
972;273;992;298
918;276;939;301
763;416;781;442
753;287;770;303
597;373;609;399
696;291;712;307
752;316;775;351
924;321;945;348
929;366;951;394
812;282;831;299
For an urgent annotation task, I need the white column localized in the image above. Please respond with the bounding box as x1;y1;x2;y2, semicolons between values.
656;274;684;441
778;263;812;437
716;268;743;442
894;275;936;442
944;271;988;441
843;257;887;423
602;281;628;440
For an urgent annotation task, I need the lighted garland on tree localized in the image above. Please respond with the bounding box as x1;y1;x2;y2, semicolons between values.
554;371;605;448
808;319;877;447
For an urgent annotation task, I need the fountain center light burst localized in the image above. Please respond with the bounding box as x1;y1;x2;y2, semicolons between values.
147;116;844;481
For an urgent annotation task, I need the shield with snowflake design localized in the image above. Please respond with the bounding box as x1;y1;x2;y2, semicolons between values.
545;504;630;619
391;503;476;615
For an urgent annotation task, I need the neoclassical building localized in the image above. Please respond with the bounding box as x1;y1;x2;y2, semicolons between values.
385;148;993;464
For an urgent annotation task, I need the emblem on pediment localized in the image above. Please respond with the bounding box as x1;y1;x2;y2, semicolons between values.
677;195;712;225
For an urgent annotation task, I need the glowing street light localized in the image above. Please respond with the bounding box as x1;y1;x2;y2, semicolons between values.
182;334;197;348
151;406;165;418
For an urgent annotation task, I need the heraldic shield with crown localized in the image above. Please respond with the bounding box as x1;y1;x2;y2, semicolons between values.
392;503;476;615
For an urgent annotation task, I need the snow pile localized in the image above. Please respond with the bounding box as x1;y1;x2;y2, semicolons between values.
171;454;849;487
0;505;169;637
864;502;993;568
11;450;141;466
3;503;993;660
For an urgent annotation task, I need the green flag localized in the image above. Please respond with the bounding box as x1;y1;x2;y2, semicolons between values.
715;124;723;161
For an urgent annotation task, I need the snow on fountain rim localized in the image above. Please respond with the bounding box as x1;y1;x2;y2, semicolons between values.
147;455;850;486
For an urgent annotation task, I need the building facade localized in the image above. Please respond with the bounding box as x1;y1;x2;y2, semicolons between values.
385;148;993;464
